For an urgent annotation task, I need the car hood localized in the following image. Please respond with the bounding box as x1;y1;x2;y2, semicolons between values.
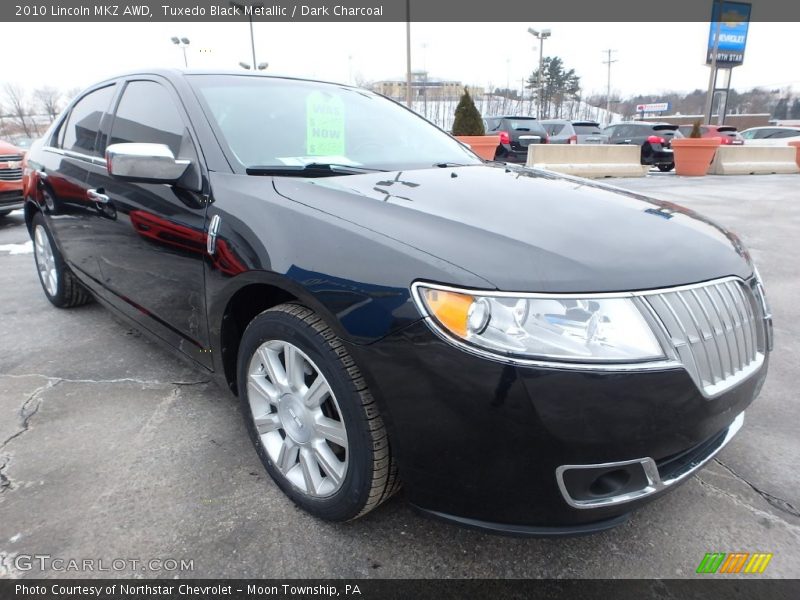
0;140;22;155
272;165;752;293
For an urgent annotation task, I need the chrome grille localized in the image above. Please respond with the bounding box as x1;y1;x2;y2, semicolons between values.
645;279;764;397
0;154;24;181
0;169;23;181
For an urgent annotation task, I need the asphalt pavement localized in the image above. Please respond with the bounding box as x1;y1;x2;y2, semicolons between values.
0;172;798;579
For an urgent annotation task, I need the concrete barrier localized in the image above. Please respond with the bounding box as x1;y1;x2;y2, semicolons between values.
526;144;648;178
709;146;800;175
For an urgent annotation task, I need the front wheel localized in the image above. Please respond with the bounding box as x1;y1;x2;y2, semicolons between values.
657;163;675;172
237;303;400;521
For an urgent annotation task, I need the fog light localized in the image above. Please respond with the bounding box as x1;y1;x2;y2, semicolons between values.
589;469;632;497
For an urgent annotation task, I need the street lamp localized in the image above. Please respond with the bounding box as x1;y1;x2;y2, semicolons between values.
230;1;264;74
239;62;269;70
527;27;551;119
171;36;191;68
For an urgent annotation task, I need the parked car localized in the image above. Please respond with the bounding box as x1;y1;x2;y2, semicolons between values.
0;139;25;217
541;120;609;144
604;122;683;171
23;70;772;535
739;126;800;146
677;125;743;145
483;115;548;162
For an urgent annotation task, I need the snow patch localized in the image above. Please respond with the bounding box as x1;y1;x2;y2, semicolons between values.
0;241;33;255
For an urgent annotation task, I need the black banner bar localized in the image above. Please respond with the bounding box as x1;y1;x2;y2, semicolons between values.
2;579;800;600
2;0;800;22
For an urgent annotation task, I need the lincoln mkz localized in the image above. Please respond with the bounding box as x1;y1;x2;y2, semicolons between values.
22;70;772;534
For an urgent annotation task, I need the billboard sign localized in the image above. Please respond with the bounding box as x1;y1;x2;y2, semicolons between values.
636;102;670;113
707;1;751;66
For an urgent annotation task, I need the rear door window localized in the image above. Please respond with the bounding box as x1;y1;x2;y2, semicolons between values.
485;119;502;132
574;124;602;135
767;129;800;139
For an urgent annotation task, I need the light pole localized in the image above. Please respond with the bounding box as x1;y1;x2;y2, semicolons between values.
602;49;617;126
231;1;264;71
171;36;190;68
527;28;551;119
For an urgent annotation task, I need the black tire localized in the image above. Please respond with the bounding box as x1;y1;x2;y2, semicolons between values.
237;303;400;521
0;210;11;218
31;211;93;308
657;163;675;172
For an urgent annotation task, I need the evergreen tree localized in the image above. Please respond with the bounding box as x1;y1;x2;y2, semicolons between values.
791;98;800;120
527;57;582;118
452;88;485;135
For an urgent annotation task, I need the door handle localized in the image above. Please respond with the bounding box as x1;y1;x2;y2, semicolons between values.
87;188;110;204
623;139;632;143
207;214;221;256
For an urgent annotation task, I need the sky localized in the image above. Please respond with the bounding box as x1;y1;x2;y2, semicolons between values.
1;21;797;100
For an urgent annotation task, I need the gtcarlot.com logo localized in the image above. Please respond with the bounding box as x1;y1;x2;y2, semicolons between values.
696;552;773;574
4;554;194;573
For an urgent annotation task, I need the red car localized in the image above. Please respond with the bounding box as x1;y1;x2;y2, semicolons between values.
678;125;744;145
0;139;25;217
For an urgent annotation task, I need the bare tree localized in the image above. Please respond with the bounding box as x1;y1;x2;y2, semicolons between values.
34;86;63;121
3;83;35;137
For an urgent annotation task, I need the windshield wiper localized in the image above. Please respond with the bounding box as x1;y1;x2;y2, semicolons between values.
433;161;477;168
246;162;386;176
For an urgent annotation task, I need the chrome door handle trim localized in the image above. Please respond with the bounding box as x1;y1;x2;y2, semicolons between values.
207;214;221;256
87;188;110;204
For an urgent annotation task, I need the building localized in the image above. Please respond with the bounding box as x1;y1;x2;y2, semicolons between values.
370;72;483;102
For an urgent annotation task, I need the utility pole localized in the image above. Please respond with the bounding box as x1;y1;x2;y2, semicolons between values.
405;0;412;107
602;49;617;126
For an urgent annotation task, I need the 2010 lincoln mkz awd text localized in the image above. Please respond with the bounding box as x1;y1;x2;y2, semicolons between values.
22;70;773;535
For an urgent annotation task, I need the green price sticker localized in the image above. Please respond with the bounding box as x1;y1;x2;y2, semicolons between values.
306;91;345;156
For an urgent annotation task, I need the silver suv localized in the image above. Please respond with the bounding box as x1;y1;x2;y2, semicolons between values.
541;120;609;144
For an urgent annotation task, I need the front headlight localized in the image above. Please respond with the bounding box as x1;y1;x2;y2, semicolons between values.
412;283;665;363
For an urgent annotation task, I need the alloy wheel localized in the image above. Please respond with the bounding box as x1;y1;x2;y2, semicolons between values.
34;224;58;297
247;340;348;498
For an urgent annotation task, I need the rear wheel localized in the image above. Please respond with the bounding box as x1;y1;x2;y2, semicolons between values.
237;303;400;521
657;163;675;172
31;212;93;308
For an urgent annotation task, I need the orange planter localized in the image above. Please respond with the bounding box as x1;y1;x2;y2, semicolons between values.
789;141;800;168
455;135;500;161
671;138;721;176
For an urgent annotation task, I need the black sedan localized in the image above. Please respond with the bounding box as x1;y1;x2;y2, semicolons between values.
605;122;682;171
22;70;772;535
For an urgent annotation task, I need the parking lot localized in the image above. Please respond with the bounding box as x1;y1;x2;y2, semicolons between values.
0;172;798;579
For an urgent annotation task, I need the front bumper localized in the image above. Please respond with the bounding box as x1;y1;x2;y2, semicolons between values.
347;321;767;533
0;187;24;212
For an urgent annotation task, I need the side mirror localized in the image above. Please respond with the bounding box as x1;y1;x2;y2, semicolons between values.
106;143;190;184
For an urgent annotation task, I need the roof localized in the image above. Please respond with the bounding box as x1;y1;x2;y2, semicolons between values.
87;68;356;90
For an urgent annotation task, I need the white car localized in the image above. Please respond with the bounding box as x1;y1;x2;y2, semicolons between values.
739;126;800;146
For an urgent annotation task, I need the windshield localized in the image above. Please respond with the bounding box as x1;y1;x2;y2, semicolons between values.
189;75;481;173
